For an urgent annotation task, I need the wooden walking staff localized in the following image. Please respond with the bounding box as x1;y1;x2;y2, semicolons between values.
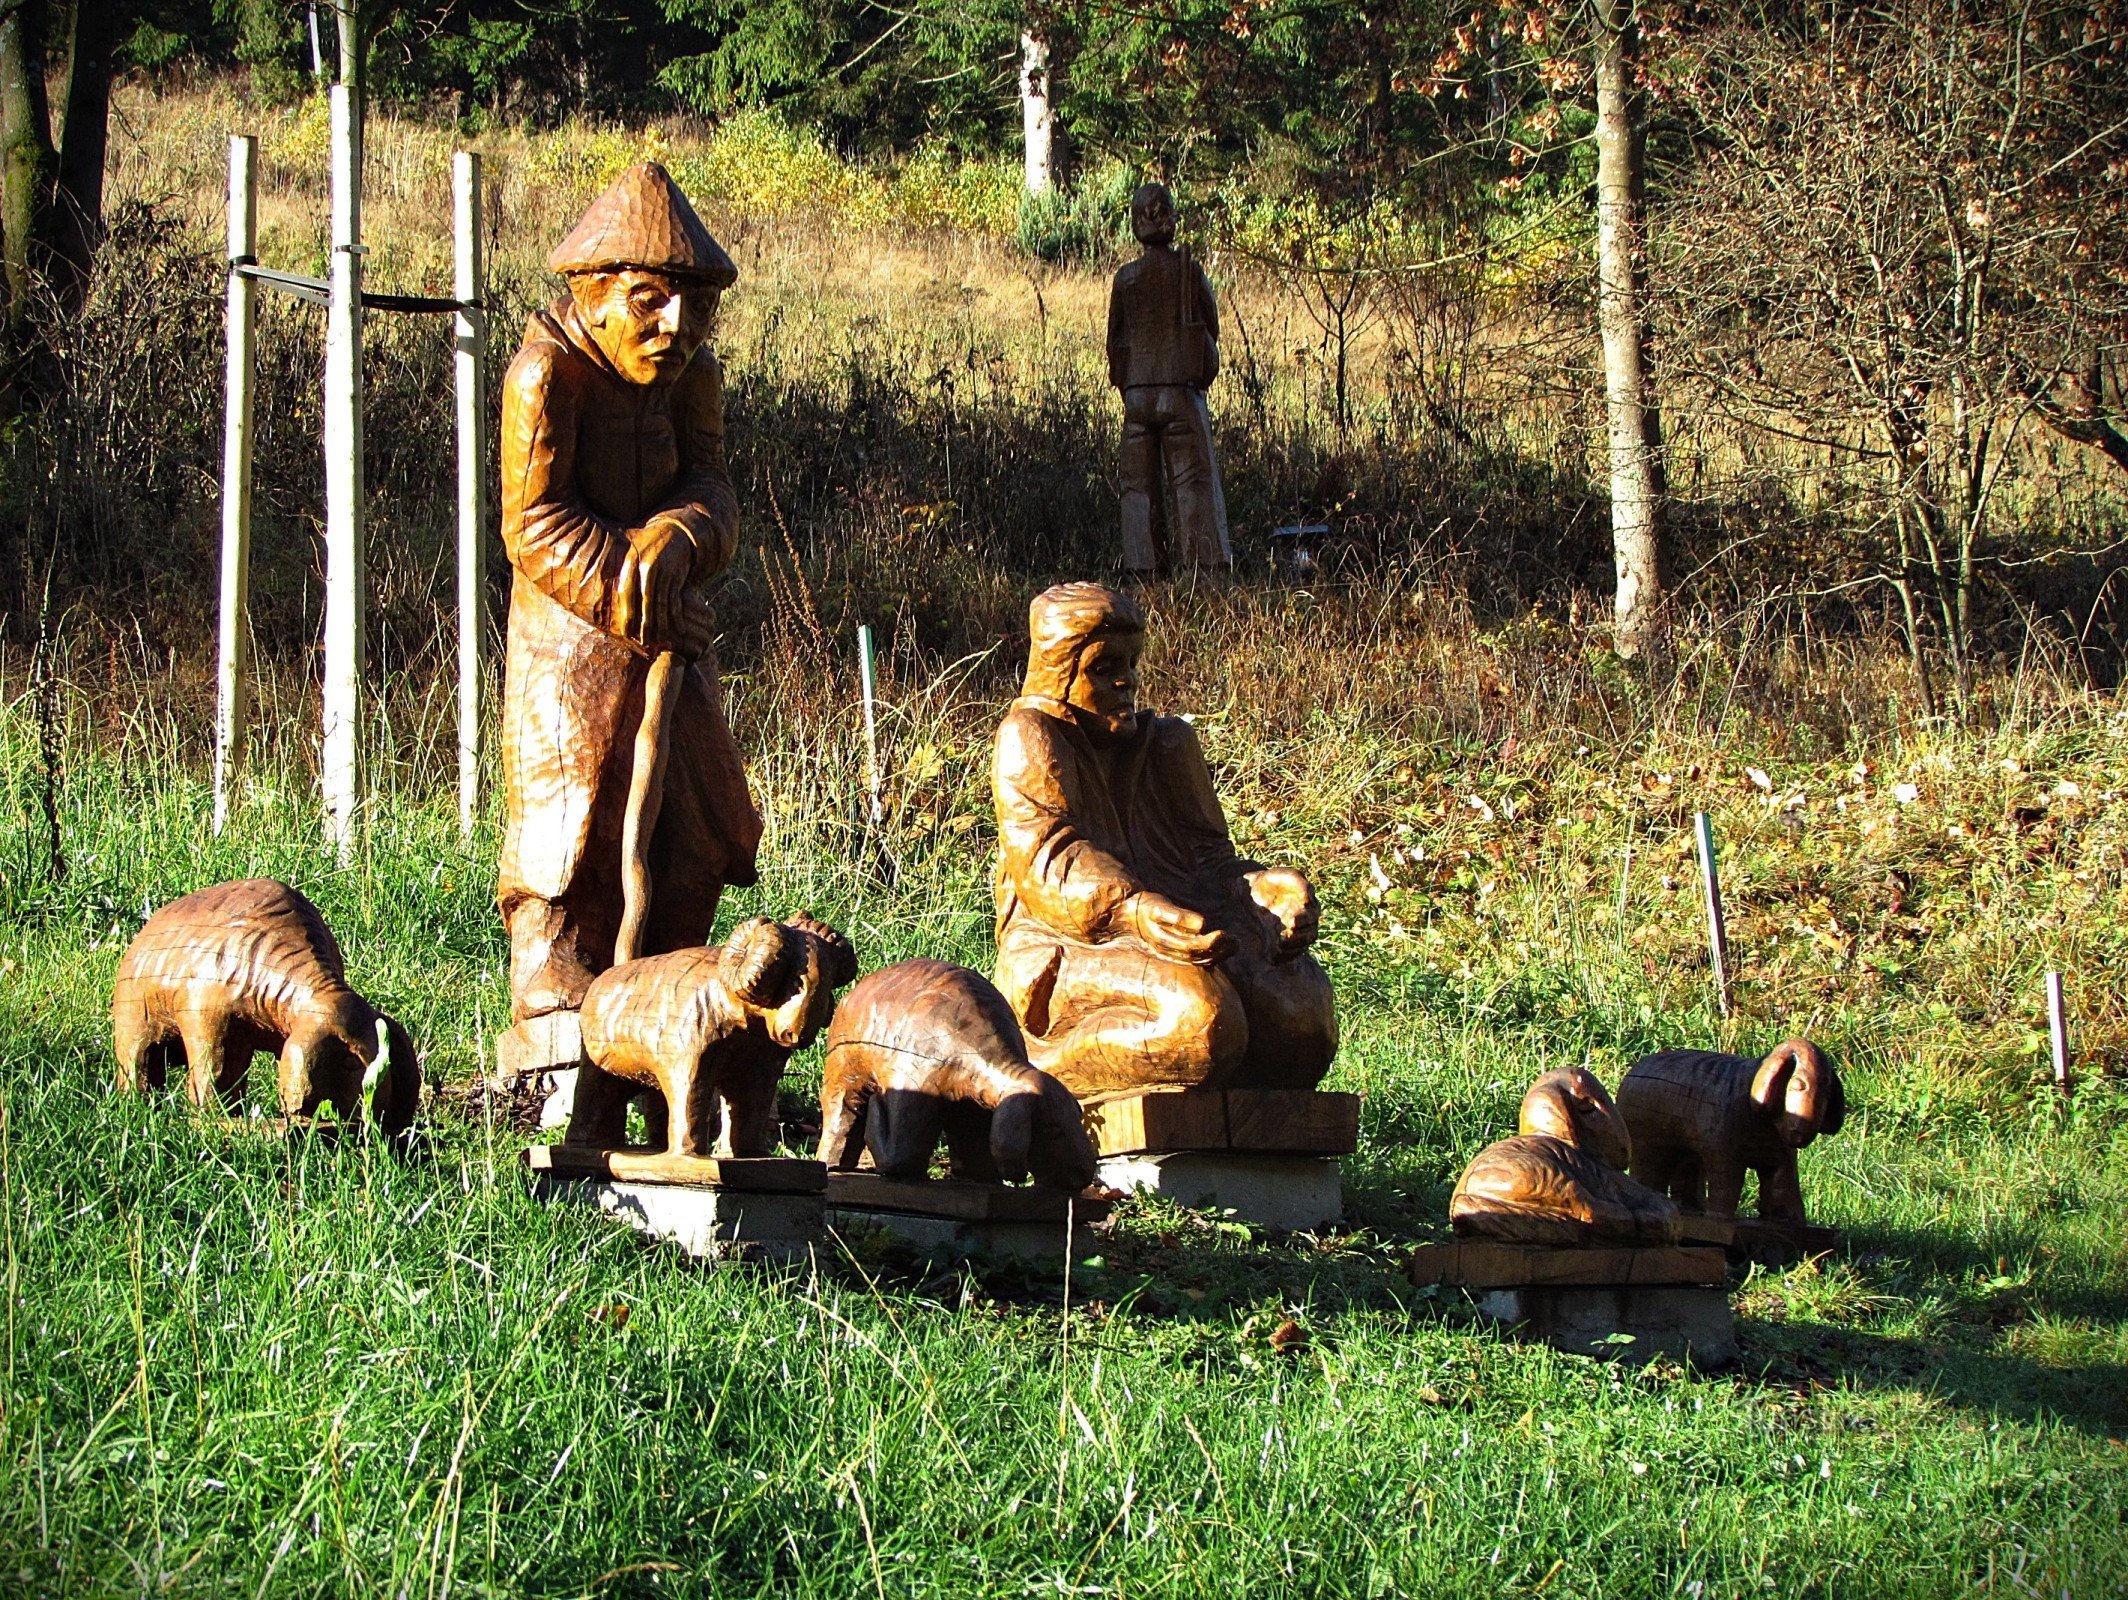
615;651;683;966
213;135;258;836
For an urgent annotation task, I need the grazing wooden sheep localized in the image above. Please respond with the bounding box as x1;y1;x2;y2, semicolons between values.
1616;1040;1845;1223
820;960;1098;1192
571;913;857;1158
112;878;420;1135
1449;1068;1682;1246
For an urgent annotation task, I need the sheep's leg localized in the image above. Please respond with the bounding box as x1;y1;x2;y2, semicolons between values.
865;1091;943;1182
1756;1159;1808;1224
114;1008;171;1094
1701;1157;1746;1218
564;1065;632;1150
179;1013;234;1113
818;1079;871;1170
716;1066;778;1159
660;1061;703;1159
637;1090;671;1152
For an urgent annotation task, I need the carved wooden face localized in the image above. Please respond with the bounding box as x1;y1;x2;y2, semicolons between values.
1066;635;1142;743
1131;183;1176;247
571;268;719;386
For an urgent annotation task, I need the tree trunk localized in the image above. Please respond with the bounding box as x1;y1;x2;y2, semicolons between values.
0;0;55;336
49;0;111;312
1594;0;1666;659
1020;28;1057;195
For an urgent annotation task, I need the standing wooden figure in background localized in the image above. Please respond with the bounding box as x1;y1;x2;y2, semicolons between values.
112;878;420;1135
499;162;762;1026
1108;182;1231;573
991;583;1336;1099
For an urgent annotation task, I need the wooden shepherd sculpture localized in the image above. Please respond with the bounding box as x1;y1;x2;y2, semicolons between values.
820;960;1099;1191
1450;1068;1681;1246
112;879;420;1135
1616;1040;1846;1224
990;583;1336;1100
1107;182;1231;573
499;162;762;1028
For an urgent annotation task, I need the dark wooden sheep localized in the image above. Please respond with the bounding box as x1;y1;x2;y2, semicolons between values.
571;913;857;1158
820;959;1098;1192
1449;1067;1681;1246
111;878;420;1135
1616;1040;1846;1222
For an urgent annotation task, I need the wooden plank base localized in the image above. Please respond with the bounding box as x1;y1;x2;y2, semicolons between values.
822;1173;1111;1224
1082;1089;1360;1157
1408;1242;1727;1290
527;1145;827;1193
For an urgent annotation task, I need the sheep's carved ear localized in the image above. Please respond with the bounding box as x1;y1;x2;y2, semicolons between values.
1750;1045;1799;1115
789;911;857;989
722;918;796;1007
1564;1068;1632;1168
1787;1040;1843;1137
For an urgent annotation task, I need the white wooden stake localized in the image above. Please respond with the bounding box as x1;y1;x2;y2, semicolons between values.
213;135;258;837
453;150;486;840
857;623;883;828
2047;970;2070;1097
1694;812;1732;1017
322;83;365;858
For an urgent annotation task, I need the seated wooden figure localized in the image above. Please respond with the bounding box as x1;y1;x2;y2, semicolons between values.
990;582;1337;1101
112;878;420;1136
1450;1068;1681;1246
571;913;856;1159
1616;1040;1844;1223
820;960;1098;1191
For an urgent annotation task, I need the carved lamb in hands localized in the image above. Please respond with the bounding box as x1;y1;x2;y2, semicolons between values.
570;913;857;1159
112;878;420;1136
1450;1067;1682;1246
820;960;1098;1192
1616;1040;1845;1223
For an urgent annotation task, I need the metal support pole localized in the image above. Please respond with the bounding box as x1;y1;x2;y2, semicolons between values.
213;135;258;837
2047;970;2070;1098
322;83;365;858
453;150;486;839
857;623;883;828
1694;812;1732;1017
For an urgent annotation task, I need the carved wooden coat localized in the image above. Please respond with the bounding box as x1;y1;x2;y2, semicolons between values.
571;913;856;1158
1617;1041;1845;1223
1449;1068;1681;1246
820;960;1097;1191
112;879;419;1134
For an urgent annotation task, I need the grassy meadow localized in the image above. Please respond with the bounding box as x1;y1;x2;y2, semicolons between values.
2;80;2127;1599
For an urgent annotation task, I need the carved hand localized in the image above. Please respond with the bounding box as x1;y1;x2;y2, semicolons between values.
1245;868;1320;960
1125;891;1233;966
616;519;708;658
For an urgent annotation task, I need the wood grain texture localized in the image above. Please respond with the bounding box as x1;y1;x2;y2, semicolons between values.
1409;1242;1727;1289
526;1145;826;1192
825;1173;1112;1224
1083;1088;1359;1156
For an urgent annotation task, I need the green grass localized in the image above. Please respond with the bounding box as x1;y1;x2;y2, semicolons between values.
3;641;2127;1599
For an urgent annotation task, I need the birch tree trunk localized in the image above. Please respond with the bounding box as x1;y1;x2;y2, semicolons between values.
1594;0;1667;659
1020;28;1057;195
0;0;53;337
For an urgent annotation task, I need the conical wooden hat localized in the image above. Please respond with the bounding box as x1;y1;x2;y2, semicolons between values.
547;162;737;286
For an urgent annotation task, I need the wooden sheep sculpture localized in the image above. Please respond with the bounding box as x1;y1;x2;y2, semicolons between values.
1449;1067;1681;1246
112;878;420;1135
570;913;857;1159
820;960;1098;1192
1615;1040;1845;1223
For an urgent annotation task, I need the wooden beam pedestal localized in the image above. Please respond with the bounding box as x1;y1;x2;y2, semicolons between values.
526;1146;827;1264
493;1011;586;1128
1085;1088;1358;1231
1409;1241;1736;1368
823;1173;1108;1268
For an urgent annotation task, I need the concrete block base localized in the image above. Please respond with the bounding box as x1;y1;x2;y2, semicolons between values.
826;1208;1094;1267
1097;1152;1342;1231
1472;1284;1738;1368
534;1176;824;1265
